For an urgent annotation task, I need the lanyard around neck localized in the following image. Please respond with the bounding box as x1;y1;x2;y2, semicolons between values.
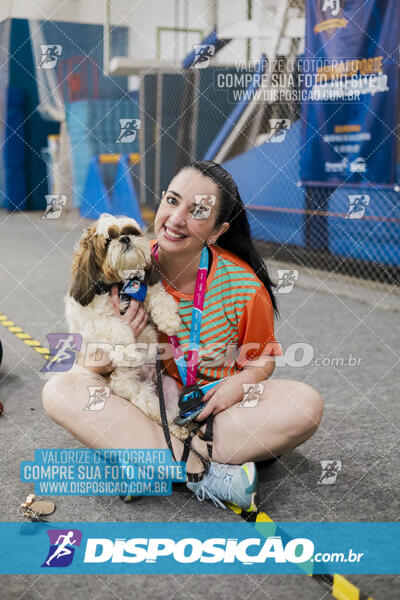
152;244;209;386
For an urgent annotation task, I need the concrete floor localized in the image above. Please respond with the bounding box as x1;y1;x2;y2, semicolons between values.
0;210;399;599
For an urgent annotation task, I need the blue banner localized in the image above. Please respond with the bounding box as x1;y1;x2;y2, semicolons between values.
1;522;400;574
300;0;399;187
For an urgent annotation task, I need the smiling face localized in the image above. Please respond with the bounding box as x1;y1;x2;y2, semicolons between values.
154;168;229;256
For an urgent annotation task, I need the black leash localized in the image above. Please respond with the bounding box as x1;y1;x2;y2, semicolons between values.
155;357;213;483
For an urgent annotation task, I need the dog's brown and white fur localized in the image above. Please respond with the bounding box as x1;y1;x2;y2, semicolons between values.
66;213;187;439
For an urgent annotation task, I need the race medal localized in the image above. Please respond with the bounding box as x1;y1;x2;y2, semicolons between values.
29;500;56;516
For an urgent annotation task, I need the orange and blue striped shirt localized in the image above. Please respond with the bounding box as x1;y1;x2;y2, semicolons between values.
154;242;282;388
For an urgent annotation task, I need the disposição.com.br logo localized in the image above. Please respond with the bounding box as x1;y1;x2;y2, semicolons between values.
41;529;82;568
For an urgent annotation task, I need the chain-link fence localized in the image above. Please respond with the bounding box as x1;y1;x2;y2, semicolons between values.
137;5;399;308
2;4;398;306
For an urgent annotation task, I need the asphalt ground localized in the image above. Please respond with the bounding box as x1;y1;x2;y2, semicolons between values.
0;209;399;599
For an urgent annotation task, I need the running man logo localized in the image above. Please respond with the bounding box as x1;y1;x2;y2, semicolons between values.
276;270;299;294
318;460;342;485
42;195;67;219
192;195;216;220
349;157;367;173
346;194;370;219
268;119;291;143
315;0;347;34
237;383;264;408
116;119;141;143
39;45;62;69
41;333;82;373
85;386;110;411
192;44;215;69
41;529;82;568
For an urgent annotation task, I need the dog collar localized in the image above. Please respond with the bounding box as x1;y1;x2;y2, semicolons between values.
94;281;123;295
121;278;148;303
95;278;147;303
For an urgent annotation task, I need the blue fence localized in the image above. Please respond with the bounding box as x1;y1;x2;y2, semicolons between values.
66;98;140;207
222;120;400;268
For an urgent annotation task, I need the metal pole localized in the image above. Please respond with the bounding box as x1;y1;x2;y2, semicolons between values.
103;0;111;76
213;0;218;29
175;0;179;63
247;0;252;62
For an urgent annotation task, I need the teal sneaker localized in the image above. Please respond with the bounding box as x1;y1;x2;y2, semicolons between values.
187;461;258;512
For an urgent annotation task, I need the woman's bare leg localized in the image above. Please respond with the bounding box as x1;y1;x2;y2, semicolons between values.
191;378;323;465
41;367;206;474
42;370;323;470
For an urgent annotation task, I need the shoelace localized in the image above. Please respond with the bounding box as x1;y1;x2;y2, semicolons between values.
193;466;237;510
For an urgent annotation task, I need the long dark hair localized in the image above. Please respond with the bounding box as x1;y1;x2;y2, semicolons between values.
184;160;278;315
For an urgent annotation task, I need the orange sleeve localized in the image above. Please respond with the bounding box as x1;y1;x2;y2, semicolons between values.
236;286;283;368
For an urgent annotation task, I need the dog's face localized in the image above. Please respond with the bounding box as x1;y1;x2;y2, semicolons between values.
70;214;156;306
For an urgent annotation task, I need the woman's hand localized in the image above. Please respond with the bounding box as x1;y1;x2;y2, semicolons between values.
195;377;244;421
194;355;275;421
110;285;148;337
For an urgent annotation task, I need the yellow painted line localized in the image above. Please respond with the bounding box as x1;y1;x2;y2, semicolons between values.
0;311;50;359
255;511;273;523
33;347;50;355
332;575;360;600
226;505;374;600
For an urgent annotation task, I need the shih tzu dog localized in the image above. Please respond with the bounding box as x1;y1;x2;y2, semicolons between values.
65;213;187;439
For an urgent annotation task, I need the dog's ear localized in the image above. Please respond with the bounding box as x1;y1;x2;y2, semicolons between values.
69;230;102;306
144;255;161;287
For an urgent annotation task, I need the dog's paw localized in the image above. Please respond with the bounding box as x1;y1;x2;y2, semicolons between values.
147;288;181;336
161;312;182;337
158;296;181;336
150;308;181;336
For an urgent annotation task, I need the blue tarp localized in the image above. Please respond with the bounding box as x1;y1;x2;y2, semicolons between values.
223;120;306;247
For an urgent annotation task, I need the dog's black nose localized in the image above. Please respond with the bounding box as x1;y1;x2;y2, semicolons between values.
119;236;131;245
